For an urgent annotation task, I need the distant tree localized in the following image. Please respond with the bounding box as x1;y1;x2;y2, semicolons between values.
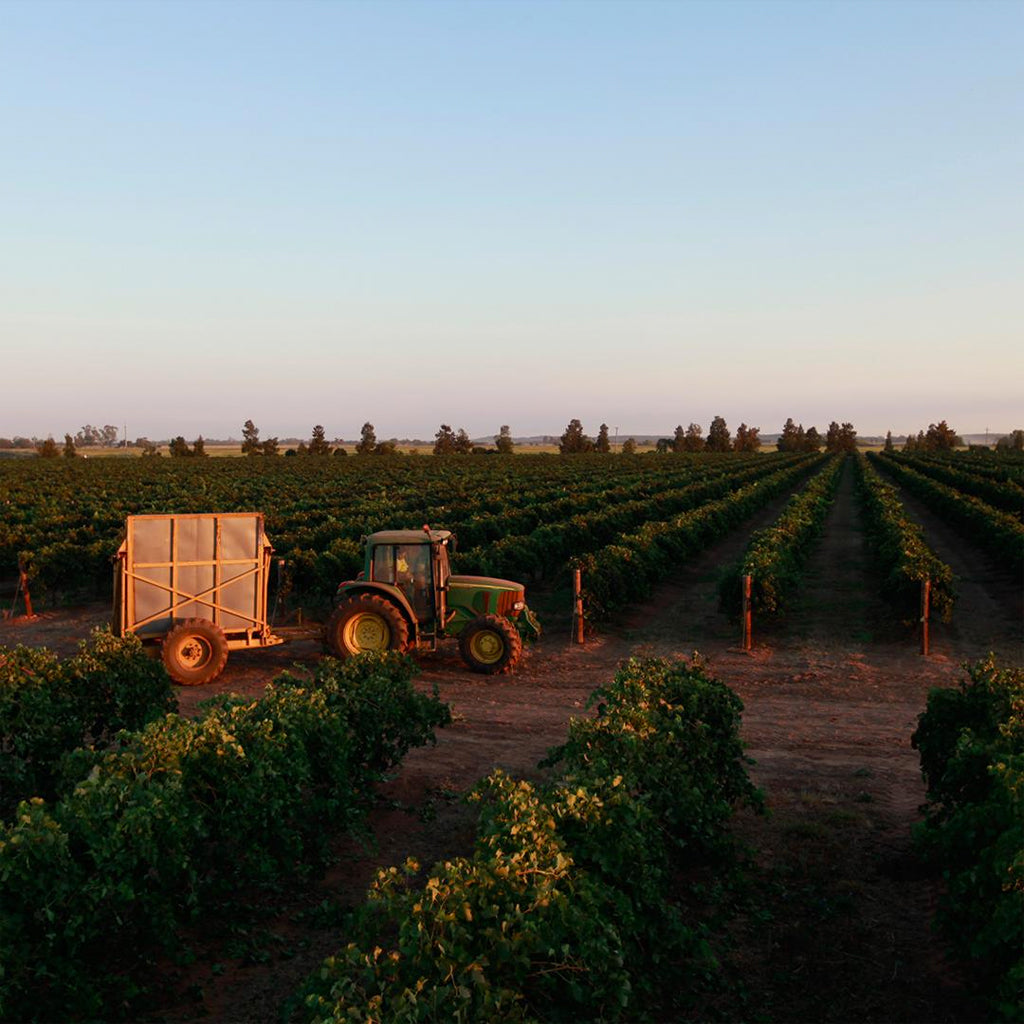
306;424;331;456
595;423;611;453
433;424;458;455
804;426;822;452
63;434;77;458
733;423;761;452
36;437;60;458
168;436;192;457
621;437;637;455
76;425;100;447
333;447;348;457
559;419;593;454
262;437;280;457
825;421;857;453
825;421;840;452
241;419;262;455
682;423;704;452
0;438;11;448
193;436;208;457
777;418;801;452
295;441;309;456
672;425;686;453
375;439;399;456
655;438;673;453
495;425;515;455
100;425;119;447
140;440;160;457
454;428;473;455
706;416;731;452
356;422;377;456
884;430;894;452
995;429;1024;451
924;420;962;451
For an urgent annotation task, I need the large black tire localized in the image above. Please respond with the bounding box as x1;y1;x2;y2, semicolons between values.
458;615;522;674
161;618;229;686
326;594;410;659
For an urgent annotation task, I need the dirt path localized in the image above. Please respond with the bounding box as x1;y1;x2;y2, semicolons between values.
787;458;900;646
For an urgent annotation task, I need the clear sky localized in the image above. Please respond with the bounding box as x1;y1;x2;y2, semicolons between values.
2;0;1021;441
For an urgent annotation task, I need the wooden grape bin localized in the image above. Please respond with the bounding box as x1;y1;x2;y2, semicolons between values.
113;513;318;685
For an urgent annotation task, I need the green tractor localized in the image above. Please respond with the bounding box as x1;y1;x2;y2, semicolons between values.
326;528;541;673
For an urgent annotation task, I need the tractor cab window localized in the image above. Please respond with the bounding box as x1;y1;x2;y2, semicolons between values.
371;545;395;583
370;542;436;621
395;544;433;619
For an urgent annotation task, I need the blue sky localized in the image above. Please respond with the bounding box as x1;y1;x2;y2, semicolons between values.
2;0;1021;440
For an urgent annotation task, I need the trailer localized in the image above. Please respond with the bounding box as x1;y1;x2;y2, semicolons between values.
113;512;314;685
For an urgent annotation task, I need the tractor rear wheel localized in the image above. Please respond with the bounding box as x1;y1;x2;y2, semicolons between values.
326;595;410;659
162;618;229;686
459;615;522;674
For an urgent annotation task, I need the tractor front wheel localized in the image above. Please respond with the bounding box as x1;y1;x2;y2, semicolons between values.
326;595;410;659
162;618;229;686
459;615;522;674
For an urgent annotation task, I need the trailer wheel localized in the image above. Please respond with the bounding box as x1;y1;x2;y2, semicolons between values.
326;595;410;659
162;619;229;685
459;615;522;674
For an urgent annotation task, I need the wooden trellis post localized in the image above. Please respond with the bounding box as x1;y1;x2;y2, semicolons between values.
920;578;931;656
7;563;35;619
742;574;752;651
572;568;585;644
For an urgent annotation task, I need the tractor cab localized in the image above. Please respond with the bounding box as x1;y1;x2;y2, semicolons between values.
365;528;450;626
327;527;540;674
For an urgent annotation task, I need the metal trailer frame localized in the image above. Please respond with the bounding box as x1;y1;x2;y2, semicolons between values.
113;512;284;651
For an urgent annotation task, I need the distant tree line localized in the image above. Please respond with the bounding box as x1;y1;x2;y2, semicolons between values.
18;417;1022;460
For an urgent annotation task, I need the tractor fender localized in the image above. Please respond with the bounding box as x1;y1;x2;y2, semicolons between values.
335;582;418;639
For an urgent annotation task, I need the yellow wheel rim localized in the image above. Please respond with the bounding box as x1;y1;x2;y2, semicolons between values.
469;629;504;665
179;637;213;669
343;612;390;653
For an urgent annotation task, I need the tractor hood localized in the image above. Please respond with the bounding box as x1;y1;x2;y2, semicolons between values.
449;575;523;592
448;575;526;620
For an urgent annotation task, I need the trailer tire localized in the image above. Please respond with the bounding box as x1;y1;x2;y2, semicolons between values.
459;615;522;674
162;619;229;686
326;595;410;659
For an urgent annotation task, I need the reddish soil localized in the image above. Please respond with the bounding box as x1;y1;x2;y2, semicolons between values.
1;461;1017;1021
